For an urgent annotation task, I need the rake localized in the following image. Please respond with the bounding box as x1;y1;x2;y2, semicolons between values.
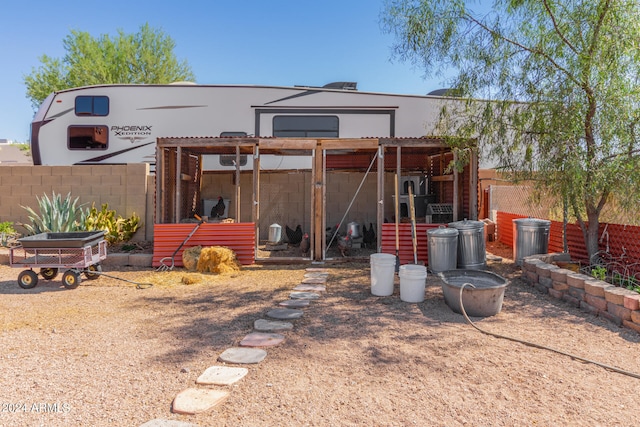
156;215;204;271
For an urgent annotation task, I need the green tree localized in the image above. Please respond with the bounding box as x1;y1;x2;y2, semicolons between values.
24;23;195;109
382;0;640;261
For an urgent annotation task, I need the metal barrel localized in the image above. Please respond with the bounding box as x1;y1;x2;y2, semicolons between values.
448;219;487;270
513;218;551;266
427;226;458;273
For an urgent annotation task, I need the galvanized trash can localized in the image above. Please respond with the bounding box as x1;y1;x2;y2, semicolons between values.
513;218;551;266
427;226;458;273
448;219;487;270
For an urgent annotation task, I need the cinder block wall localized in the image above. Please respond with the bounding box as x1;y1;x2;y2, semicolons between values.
0;164;152;241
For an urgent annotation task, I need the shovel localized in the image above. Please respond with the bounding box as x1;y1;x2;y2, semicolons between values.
394;174;400;272
408;185;419;264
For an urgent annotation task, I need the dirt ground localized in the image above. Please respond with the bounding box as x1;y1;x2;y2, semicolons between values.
0;241;639;426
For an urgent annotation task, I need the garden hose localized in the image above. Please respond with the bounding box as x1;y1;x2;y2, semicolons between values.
458;283;640;380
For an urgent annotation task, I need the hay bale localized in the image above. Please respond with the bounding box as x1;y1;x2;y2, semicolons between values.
182;246;202;271
196;246;241;274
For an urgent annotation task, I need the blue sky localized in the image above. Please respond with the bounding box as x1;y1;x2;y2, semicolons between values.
0;0;450;143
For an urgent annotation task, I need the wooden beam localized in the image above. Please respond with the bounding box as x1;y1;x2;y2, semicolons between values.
319;139;379;150
259;139;317;150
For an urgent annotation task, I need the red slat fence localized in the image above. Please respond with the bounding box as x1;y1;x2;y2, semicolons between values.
153;223;256;267
380;223;444;265
496;211;640;267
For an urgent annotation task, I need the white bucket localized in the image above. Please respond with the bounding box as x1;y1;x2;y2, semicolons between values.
399;264;427;303
370;253;396;296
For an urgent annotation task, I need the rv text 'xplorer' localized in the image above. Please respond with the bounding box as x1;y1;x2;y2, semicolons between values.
30;82;453;170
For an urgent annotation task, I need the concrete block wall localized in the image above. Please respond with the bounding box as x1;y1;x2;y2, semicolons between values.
0;164;152;241
522;253;640;334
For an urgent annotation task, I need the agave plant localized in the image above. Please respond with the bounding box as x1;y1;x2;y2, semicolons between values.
21;192;88;235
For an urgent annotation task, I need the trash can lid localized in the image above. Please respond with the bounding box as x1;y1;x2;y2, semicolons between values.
427;227;459;237
513;218;551;226
448;219;484;230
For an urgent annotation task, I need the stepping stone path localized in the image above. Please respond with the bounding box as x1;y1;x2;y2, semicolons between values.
218;347;267;364
172;388;229;415
267;308;305;319
294;284;326;292
196;366;248;386
279;299;311;308
239;332;285;347
301;277;327;284
289;291;320;300
159;267;331;422
254;318;294;331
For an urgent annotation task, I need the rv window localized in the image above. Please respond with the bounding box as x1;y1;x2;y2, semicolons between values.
68;125;108;150
75;96;109;116
219;155;248;166
273;116;339;137
219;132;248;166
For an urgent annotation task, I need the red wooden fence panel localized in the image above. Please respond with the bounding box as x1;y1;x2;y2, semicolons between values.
380;223;446;266
495;212;640;265
153;223;256;267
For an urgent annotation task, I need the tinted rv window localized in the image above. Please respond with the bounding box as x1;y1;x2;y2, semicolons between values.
219;132;248;166
75;96;109;116
273;116;339;137
68;125;108;150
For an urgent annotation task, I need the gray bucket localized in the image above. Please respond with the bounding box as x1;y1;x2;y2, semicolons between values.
448;219;486;270
427;226;458;273
513;218;551;266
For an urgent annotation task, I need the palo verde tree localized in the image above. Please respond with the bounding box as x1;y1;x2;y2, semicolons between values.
382;0;640;261
24;23;195;109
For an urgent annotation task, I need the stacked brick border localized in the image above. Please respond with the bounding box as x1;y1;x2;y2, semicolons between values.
522;253;640;334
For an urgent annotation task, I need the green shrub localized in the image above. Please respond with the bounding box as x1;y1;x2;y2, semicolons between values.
85;203;141;244
21;192;88;235
0;221;16;246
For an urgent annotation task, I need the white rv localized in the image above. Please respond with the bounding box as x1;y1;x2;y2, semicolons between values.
30;82;453;169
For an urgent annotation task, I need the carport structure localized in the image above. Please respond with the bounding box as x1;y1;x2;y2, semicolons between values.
152;136;478;266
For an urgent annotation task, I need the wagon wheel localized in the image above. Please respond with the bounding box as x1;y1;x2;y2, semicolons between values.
84;264;102;280
18;270;39;289
40;268;59;280
62;270;81;289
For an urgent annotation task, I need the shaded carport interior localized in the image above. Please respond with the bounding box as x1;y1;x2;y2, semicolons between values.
152;136;478;266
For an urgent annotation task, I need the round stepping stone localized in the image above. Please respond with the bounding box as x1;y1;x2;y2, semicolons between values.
172;388;229;415
196;366;248;386
302;277;327;284
279;299;311;308
240;332;285;347
304;272;329;279
294;284;326;292
306;267;330;272
289;291;320;300
140;420;197;427
254;318;293;331
218;347;267;364
267;308;304;319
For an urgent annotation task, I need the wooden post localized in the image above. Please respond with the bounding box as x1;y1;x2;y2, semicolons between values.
313;143;324;261
376;144;384;252
253;145;260;253
235;144;241;220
